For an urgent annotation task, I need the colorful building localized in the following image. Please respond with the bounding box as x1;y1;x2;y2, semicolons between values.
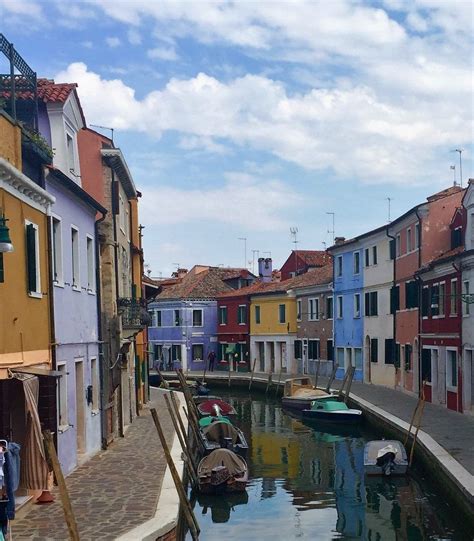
280;249;330;280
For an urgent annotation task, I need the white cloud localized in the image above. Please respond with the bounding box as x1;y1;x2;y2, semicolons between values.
147;46;179;61
178;135;229;155
127;28;142;45
81;41;94;49
139;171;302;231
105;36;121;48
0;0;42;18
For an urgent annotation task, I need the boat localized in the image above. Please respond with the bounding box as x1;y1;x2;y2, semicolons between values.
281;377;336;411
301;399;362;423
364;440;408;476
199;418;248;456
194;394;221;405
197;398;237;417
197;448;248;494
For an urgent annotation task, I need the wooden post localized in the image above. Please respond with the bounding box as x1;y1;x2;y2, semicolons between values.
343;366;355;404
228;361;232;387
409;398;426;467
182;406;205;453
42;430;80;541
249;357;257;390
150;408;200;540
314;359;321;390
338;367;350;398
265;371;272;394
325;363;338;393
170;391;191;450
156;365;169;389
201;362;208;385
164;394;198;486
275;367;283;396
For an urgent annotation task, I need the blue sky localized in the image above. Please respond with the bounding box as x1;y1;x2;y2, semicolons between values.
2;0;472;277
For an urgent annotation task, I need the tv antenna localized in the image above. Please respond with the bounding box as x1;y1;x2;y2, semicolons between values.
386;197;392;222
451;149;464;187
90;124;115;142
326;213;335;245
290;227;299;275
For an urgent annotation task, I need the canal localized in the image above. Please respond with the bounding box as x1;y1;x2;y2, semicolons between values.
187;388;473;540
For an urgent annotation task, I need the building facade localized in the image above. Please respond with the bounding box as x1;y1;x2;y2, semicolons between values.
280;250;331;280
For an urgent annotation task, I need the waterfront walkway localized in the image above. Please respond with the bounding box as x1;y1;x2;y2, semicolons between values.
12;388;174;541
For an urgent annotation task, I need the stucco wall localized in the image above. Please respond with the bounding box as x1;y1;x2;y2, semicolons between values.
250;294;297;335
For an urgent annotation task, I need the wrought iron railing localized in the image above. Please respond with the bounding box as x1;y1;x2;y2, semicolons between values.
118;297;151;329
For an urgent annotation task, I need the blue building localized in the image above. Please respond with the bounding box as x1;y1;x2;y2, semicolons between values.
148;266;254;371
329;239;364;381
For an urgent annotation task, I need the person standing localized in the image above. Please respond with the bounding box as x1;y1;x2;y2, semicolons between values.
207;350;216;372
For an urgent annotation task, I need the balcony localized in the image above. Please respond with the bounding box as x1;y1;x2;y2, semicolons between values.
118;297;151;334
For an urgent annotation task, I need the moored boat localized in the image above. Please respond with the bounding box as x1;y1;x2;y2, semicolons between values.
364;440;408;476
302;399;362;423
197;448;248;494
282;377;336;411
199;418;248;456
198;398;237;417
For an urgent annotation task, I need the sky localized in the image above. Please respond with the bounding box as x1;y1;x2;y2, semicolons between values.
1;0;473;277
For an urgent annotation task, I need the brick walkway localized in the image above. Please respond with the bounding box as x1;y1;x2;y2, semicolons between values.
11;388;174;541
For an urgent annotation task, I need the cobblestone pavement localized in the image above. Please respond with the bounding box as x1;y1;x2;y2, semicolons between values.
165;370;474;475
12;388;174;541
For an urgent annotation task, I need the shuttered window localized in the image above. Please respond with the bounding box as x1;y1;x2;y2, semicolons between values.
370;338;378;363
308;340;320;360
405;281;419;309
421;287;429;317
0;253;3;283
294;340;302;359
255;305;261;324
26;222;40;294
327;340;334;361
278;304;286;323
365;291;378;316
389;239;395;260
385;338;395;365
390;285;400;314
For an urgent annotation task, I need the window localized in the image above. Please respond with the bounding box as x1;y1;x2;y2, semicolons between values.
238;305;247;324
364;291;378;316
405;281;419;310
389;239;396;259
404;344;412;371
385;339;395;365
370;338;378;363
327;340;334;361
337;296;343;318
296;299;302;321
396;234;401;257
407;228;412;252
25;221;41;295
219;306;227;325
450;279;458;315
86;236;94;291
51;216;63;283
326;296;333;319
71;227;79;289
172;344;182;362
192;309;203;327
154;344;163;361
390;285;400;314
422;286;429;317
438;282;445;317
336;255;343;277
354;348;363;370
309;298;319;321
278;304;286;323
174;309;180;326
451;227;463;249
353;251;360;275
421;349;432;383
446;350;457;388
148;310;156;326
365;248;370;267
372;246;378;265
192;344;204;361
354;293;361;318
430;284;439;317
308;340;320;360
463;281;470;316
66;133;75;173
58;364;68;427
91;358;99;411
255;305;261;324
415;223;420;249
294;340;302;359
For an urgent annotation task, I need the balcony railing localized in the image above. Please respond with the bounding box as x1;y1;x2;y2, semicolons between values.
118;297;151;330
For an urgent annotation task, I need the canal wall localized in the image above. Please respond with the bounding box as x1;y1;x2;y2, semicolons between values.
167;372;474;526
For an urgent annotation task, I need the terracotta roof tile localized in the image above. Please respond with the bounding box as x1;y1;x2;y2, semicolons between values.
292;250;331;267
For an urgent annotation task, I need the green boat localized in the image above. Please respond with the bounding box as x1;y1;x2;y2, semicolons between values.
198;415;232;428
302;399;362;423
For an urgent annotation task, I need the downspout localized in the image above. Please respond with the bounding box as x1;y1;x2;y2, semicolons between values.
415;207;423;395
452;259;462;412
94;209;107;449
386;224;397;387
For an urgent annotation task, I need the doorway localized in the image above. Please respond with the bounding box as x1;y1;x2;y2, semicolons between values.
75;360;86;455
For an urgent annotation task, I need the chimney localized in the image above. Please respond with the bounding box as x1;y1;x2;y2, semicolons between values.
258;257;272;282
334;237;346;246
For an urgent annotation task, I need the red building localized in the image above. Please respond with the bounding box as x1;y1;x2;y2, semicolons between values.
280;250;331;281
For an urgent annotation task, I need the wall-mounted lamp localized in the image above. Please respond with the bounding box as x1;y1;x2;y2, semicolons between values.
0;215;13;253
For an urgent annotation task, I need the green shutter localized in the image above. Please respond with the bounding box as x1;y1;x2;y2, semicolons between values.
389;239;395;259
0;253;4;283
26;224;37;293
365;292;370;316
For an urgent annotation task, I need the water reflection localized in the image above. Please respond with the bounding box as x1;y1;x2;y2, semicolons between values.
189;392;471;540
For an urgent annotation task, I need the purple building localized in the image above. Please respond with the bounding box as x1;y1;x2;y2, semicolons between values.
148;266;254;371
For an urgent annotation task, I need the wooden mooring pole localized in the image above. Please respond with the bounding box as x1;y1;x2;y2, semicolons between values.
150;408;200;541
325;363;338;393
265;371;273;394
275;367;283;396
43;430;80;541
249;357;257;390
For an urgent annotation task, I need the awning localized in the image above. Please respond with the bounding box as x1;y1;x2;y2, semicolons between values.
11;367;63;377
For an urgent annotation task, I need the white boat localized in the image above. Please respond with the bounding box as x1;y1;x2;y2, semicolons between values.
364;440;408;476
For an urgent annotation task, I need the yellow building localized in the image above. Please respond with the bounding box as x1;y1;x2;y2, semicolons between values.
250;281;297;373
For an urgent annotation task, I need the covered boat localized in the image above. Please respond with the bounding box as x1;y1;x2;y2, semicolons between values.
199;419;248;456
302;399;362;423
197;448;248;494
364;440;408;476
198;399;237;417
282;377;335;411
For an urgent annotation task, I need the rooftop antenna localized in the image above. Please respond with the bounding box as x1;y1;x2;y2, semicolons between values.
386;197;392;222
322;241;327;250
238;237;247;270
290;227;299;276
172;263;180;272
90;124;115;143
451;149;464;187
450;165;456;186
326;212;335;245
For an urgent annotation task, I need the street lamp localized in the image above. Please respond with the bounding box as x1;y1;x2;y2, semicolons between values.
0;215;13;253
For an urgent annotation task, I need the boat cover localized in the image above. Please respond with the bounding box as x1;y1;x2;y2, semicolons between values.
290;388;331;399
202;420;239;444
376;444;398;460
199;449;246;477
198;399;235;415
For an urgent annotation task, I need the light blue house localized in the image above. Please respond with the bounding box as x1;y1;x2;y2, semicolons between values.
148;266;254;371
329;239;364;381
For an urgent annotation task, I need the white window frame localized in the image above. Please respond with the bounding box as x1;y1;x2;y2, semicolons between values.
326;296;333;320
25;220;42;298
219;306;227;325
422;285;429;319
450;278;458;316
192;308;203;327
336;255;343;277
238;304;247;325
278;303;286;324
438;281;445;317
51;215;63;285
156;309;162;327
446;348;458;391
255;305;261;324
337;295;343;319
308;297;319;321
192;343;204;362
86;234;95;293
353;251;360;275
463;281;470;316
296;299;302;321
354;293;361;318
174;309;180;326
364;248;370;267
71;225;80;291
57;363;69;430
65;128;78;176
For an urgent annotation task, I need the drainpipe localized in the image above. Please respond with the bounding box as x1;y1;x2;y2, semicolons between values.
415;207;423;396
386;224;397;387
94;209;107;449
452;259;462;412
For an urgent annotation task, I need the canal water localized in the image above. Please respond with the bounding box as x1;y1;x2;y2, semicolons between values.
187;389;473;540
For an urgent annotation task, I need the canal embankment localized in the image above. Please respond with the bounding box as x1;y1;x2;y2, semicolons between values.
162;370;474;526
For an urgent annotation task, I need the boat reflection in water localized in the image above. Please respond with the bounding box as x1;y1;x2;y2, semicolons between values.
194;491;249;523
189;393;471;540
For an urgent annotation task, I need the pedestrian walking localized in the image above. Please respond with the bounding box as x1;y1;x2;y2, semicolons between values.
208;350;216;372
